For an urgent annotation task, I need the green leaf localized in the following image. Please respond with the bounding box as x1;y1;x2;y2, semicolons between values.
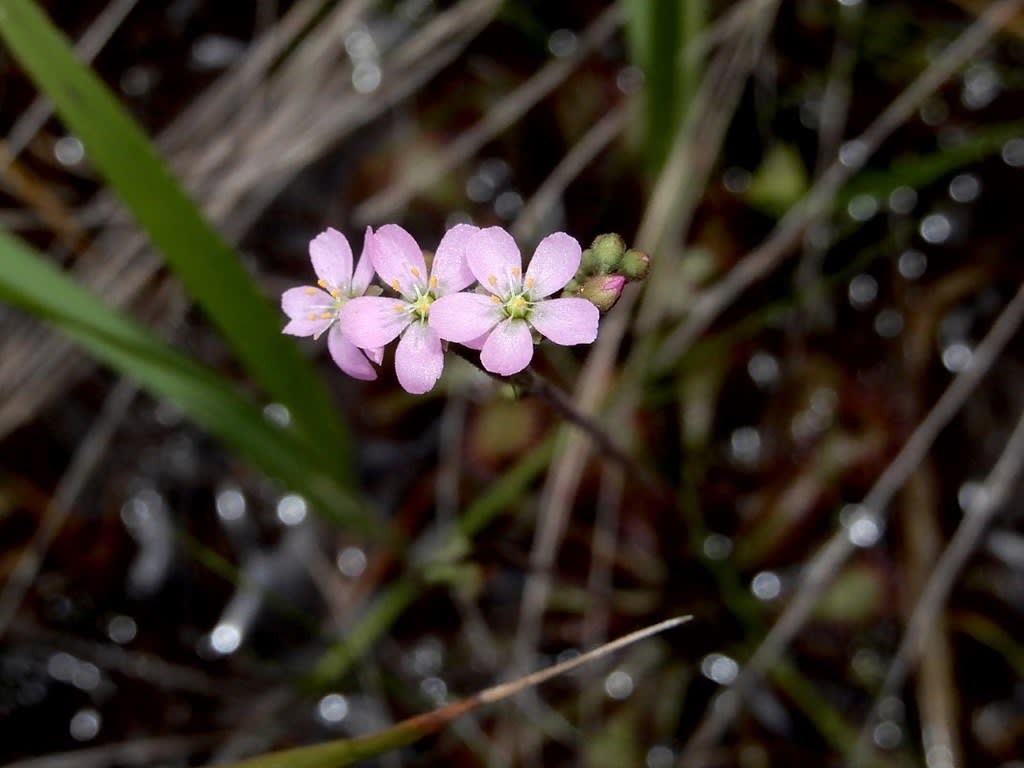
0;230;369;532
0;0;351;484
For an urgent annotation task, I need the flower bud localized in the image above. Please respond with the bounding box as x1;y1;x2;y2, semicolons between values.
621;249;650;280
591;233;626;273
580;274;626;312
580;248;598;275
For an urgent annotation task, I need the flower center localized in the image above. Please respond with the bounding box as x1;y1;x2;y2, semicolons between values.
503;293;531;320
410;292;434;321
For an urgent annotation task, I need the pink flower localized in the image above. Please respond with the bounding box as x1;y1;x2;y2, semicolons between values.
339;223;477;394
429;227;599;375
281;227;382;380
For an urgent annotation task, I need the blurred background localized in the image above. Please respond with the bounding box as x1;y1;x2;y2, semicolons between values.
1;0;1023;766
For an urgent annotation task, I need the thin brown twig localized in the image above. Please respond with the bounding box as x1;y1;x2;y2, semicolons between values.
677;279;1024;765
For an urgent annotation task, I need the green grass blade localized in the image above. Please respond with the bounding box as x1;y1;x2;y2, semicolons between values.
0;0;350;482
0;230;369;532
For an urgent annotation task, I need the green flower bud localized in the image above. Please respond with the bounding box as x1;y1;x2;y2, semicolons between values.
591;233;626;273
621;249;650;281
580;274;626;312
580;247;598;275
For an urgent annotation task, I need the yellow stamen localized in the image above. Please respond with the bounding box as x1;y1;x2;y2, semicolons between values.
307;312;317;321
329;289;341;298
319;311;333;320
390;279;400;291
490;295;501;304
304;287;317;295
526;278;535;289
411;267;421;277
429;276;438;289
317;279;328;289
512;267;521;277
487;275;497;287
393;303;405;313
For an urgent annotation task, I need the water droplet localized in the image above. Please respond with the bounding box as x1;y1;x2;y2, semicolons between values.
47;652;77;683
961;61;1000;110
949;173;981;203
958;480;990;513
898;249;927;280
841;505;882;548
548;29;577;57
874;308;904;338
701;653;739;685
646;745;675;768
616;65;644;94
54;136;85;166
1002;137;1024;167
420;676;448;704
751;571;781;600
848;274;878;309
345;26;377;60
920;213;952;244
191;35;245;71
107;614;137;644
276;494;307;526
703;533;733;561
494;190;523;220
336;546;367;578
873;720;903;750
411;637;444;677
747;351;780;388
604;669;634;699
70;708;101;741
723;167;751;194
919;97;949;126
941;341;973;372
847;194;878;221
318;693;349;724
216;487;246;521
263;403;291;427
210;622;242;655
352;61;381;94
888;186;917;214
729;427;762;467
71;661;101;691
839;140;867;169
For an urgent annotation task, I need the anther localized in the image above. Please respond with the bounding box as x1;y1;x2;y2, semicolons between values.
487;275;497;287
390;279;400;291
393;304;405;313
411;267;421;277
512;267;521;277
305;287;317;295
317;279;328;289
429;276;438;289
320;311;333;319
307;312;317;321
329;289;341;298
525;278;535;289
490;295;501;304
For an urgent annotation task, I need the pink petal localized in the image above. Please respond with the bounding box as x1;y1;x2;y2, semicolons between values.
327;325;377;381
430;223;478;295
309;228;353;290
338;295;410;349
524;232;581;298
365;346;385;365
370;224;428;299
462;332;488;351
350;226;376;295
394;321;444;394
480;318;534;375
529;297;599;345
466;226;523;296
429;292;502;342
281;286;333;336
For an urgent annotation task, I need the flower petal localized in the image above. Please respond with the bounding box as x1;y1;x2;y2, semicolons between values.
281;286;333;336
327;325;377;380
370;224;428;298
350;226;376;295
524;232;581;298
529;297;599;345
429;292;502;342
338;295;410;348
430;223;478;295
480;318;534;375
466;226;522;296
365;345;385;365
462;333;488;351
394;321;444;394
310;228;353;290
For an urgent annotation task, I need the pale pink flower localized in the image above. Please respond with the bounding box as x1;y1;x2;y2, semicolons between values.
429;227;599;375
281;227;382;380
339;223;477;394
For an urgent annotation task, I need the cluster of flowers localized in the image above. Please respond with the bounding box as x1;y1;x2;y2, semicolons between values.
282;223;608;394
